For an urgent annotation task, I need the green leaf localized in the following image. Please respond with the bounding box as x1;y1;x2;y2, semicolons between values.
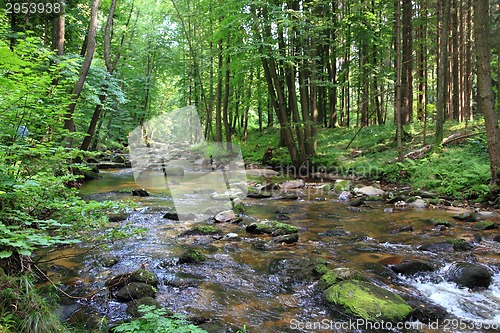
0;251;13;259
17;249;32;256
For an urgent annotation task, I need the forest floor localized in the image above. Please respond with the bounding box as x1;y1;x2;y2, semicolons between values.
238;120;498;207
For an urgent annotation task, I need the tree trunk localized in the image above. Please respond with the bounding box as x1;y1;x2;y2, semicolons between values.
473;0;500;191
395;0;403;161
215;39;223;143
64;0;100;138
434;0;450;149
401;0;413;124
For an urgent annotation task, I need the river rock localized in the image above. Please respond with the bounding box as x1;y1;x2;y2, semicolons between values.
215;210;238;223
246;190;272;199
348;198;365;207
261;183;280;191
493;235;500;243
269;258;327;282
106;211;129;222
472;221;497;231
115;282;156;302
408;198;429;209
417;242;455;253
129;269;159;287
318;268;366;290
354;186;385;197
333;180;352;193
323;280;412;322
163;167;184;176
126;297;161;317
452;212;478;222
444;262;492;289
338;191;352;201
180;225;223;237
178;249;206;264
163;211;179;220
100;255;119;268
271;233;299;244
131;188;149;197
246;220;299;236
281;179;304;190
390;260;436;276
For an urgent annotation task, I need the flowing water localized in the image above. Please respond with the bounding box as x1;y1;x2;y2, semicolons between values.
45;169;500;333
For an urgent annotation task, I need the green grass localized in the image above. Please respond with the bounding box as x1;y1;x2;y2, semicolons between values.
237;119;493;201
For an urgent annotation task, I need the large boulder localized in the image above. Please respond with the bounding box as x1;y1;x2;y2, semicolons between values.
444;262;492;289
324;280;412;322
246;220;298;236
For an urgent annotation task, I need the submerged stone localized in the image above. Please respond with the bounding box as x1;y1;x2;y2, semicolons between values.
354;186;385;197
271;233;299;244
323;280;412;322
131;188;149;197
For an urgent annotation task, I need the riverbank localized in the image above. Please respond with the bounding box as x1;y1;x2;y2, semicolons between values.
238;120;498;208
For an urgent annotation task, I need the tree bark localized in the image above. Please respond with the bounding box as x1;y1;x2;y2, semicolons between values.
64;0;100;138
434;0;450;149
473;0;500;191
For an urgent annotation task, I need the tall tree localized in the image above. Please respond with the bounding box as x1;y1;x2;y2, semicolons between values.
434;0;450;149
473;0;500;192
64;0;100;138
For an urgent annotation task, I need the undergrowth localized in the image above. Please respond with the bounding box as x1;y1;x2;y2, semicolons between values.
239;120;493;201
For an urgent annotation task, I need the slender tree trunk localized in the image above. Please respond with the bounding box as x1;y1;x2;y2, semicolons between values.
223;46;231;145
401;0;413;124
395;0;403;160
64;0;100;139
473;0;500;191
435;0;450;149
451;0;460;121
215;39;223;143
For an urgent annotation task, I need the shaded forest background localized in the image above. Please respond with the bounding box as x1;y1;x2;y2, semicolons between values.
0;0;499;186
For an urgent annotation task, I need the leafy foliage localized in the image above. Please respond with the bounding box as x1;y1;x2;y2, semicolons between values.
113;305;208;333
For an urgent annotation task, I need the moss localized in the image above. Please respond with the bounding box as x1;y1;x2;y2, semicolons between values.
448;238;472;251
246;220;299;236
324;280;412;322
429;218;453;227
178;249;206;264
473;221;497;231
196;225;222;235
129;269;158;286
318;268;366;290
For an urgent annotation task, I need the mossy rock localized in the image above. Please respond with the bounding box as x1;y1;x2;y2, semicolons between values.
178;249;206;264
115;282;156;302
323;280;412;322
246;220;298;236
473;221;497;231
429;218;453;227
129;269;158;287
333;180;352;193
449;239;472;251
126;297;161;317
180;224;223;237
318;268;366;290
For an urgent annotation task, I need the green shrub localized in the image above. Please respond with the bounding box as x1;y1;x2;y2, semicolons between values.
113;305;208;333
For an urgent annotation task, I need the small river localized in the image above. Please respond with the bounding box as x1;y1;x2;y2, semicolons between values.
45;168;500;333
